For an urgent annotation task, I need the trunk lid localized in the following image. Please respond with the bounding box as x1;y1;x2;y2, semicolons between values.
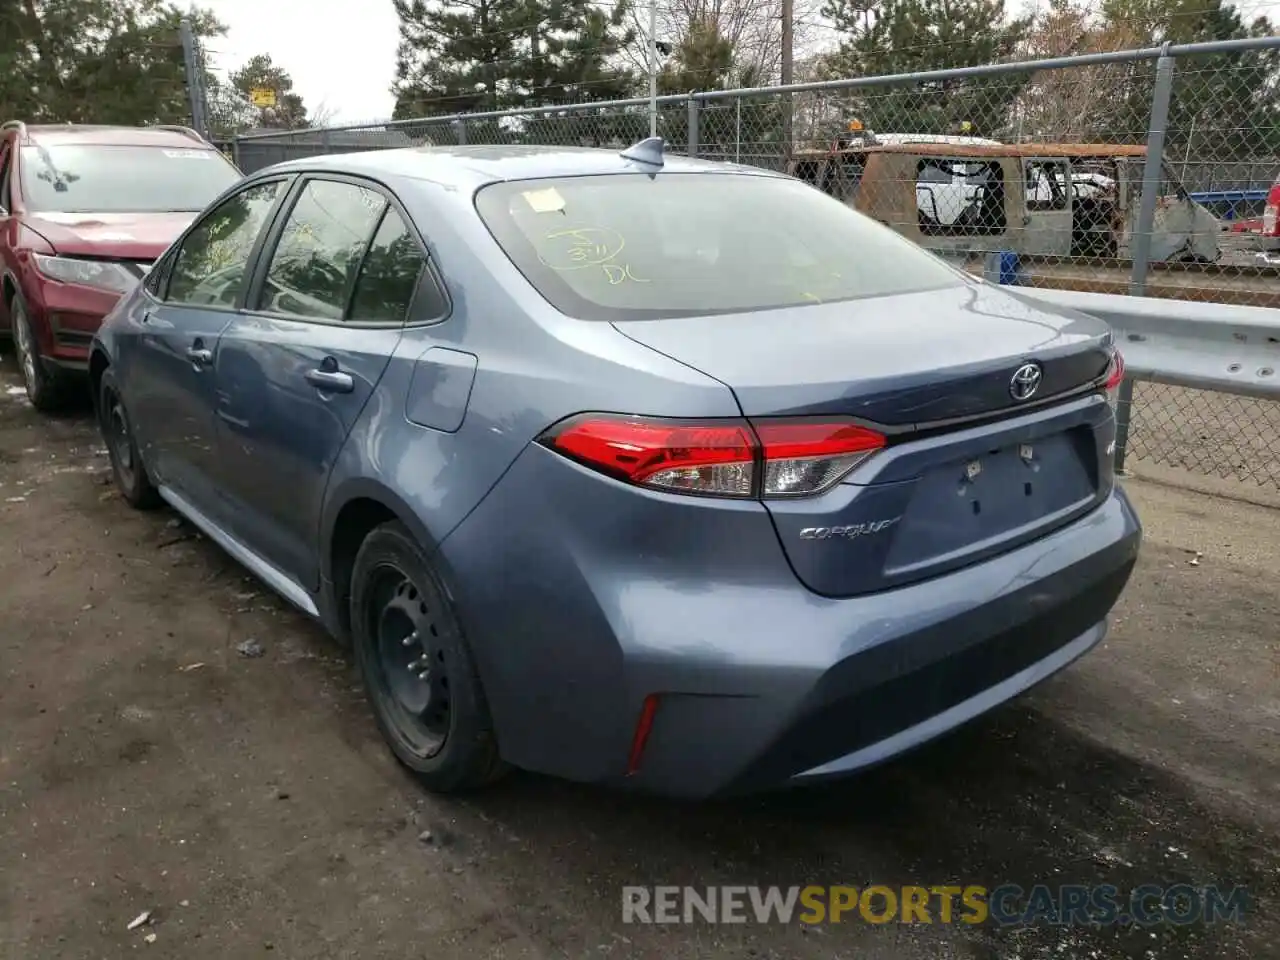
612;282;1111;425
613;281;1118;597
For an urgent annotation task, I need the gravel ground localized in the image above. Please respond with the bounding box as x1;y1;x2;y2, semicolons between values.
1;358;1277;960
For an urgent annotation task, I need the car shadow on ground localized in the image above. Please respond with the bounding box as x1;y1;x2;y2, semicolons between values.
444;695;1274;956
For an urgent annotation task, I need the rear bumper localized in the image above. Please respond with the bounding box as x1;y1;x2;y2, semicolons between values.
730;553;1127;793
441;445;1142;799
632;490;1137;799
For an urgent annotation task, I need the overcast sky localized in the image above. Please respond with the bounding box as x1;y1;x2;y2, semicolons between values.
199;0;1279;126
202;0;402;124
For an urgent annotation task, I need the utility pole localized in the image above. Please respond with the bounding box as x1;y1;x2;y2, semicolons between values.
647;0;658;138
179;19;209;139
780;0;794;160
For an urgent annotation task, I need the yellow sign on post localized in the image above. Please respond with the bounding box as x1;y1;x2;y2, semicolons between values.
249;88;277;108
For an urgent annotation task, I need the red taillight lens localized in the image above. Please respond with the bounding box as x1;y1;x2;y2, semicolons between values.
544;416;756;496
1103;347;1125;392
541;414;886;499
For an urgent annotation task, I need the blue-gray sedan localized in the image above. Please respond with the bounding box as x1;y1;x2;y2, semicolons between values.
89;140;1141;798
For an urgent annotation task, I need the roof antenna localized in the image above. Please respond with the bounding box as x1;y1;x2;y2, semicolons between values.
620;136;665;168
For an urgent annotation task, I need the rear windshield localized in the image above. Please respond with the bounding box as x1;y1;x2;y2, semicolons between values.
21;144;242;214
474;172;963;321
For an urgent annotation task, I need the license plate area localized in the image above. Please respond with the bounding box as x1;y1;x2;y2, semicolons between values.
883;429;1098;573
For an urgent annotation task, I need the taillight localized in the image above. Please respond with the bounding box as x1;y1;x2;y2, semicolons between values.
754;420;887;497
542;416;756;496
1102;347;1125;403
540;414;886;499
1265;184;1280;236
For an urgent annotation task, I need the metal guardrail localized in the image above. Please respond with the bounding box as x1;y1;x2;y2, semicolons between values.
1021;288;1280;488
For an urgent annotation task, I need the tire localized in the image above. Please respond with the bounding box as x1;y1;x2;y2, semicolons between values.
10;295;68;413
350;521;505;792
97;367;162;510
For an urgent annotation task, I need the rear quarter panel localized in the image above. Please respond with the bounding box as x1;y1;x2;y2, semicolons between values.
319;175;741;570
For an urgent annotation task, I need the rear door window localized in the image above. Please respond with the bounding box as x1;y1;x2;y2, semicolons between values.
348;209;437;324
475;172;962;321
255;179;387;321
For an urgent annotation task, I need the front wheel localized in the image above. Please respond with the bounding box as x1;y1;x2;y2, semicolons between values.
11;296;68;413
350;521;505;792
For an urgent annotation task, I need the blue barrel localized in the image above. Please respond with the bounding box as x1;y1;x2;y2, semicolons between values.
984;250;1020;285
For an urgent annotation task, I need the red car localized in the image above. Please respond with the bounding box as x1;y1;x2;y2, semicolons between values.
0;122;242;410
1262;173;1280;254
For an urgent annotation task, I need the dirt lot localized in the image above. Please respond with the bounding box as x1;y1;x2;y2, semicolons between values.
1;357;1278;960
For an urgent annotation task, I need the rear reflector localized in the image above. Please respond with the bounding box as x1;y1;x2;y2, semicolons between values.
626;694;661;776
540;414;886;499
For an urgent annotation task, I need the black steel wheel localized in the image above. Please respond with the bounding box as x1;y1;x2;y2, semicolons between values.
369;572;452;758
350;521;504;792
97;368;161;510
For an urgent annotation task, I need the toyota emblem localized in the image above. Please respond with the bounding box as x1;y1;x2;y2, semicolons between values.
1009;363;1043;401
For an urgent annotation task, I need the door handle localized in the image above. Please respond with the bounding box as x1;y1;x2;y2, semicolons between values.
186;345;214;367
305;368;355;393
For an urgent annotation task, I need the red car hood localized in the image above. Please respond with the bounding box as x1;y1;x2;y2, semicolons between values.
24;211;199;261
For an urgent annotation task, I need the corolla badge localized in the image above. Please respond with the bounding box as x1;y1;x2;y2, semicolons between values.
799;518;900;540
1009;362;1043;401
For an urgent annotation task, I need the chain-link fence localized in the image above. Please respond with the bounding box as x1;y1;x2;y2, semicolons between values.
1121;383;1280;488
231;36;1280;490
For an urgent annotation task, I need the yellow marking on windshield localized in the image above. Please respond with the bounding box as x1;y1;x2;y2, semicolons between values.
603;263;649;285
539;226;626;271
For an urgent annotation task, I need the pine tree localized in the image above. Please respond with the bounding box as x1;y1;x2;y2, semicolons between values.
229;54;309;130
1098;0;1280;161
822;0;1030;137
1;0;227;126
517;0;636;105
392;0;637;128
657;17;734;94
391;0;530;119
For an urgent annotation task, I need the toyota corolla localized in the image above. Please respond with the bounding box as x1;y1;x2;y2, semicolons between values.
89;140;1141;798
